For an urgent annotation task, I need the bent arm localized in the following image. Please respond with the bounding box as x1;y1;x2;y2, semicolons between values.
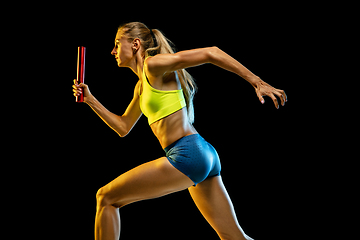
85;81;142;137
146;46;261;87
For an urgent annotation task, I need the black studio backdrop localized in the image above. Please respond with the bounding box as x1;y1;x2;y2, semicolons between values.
40;4;306;240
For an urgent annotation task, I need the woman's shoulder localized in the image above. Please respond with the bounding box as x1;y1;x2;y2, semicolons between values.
145;54;176;77
133;79;142;97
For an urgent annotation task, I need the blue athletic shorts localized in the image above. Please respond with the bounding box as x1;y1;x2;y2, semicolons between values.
164;134;221;186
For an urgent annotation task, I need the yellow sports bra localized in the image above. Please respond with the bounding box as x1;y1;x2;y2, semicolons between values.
139;63;186;125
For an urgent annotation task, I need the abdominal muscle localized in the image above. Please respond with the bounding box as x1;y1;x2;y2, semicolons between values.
150;108;198;149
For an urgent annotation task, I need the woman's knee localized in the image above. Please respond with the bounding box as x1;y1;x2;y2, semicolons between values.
96;186;128;209
96;187;114;208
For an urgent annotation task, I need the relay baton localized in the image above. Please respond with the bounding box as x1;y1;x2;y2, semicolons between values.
76;46;86;102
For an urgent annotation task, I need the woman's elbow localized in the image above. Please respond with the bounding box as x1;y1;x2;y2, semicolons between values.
116;126;130;138
112;122;130;138
207;46;221;63
117;131;128;138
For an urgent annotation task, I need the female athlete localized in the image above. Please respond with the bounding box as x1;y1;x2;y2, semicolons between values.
72;22;287;240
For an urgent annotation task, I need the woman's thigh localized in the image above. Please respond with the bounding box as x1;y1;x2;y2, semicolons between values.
97;157;194;208
188;176;250;240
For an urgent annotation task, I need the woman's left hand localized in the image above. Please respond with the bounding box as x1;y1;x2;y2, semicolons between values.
254;80;287;109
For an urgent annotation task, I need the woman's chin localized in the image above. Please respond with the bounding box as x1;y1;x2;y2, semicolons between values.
117;61;126;67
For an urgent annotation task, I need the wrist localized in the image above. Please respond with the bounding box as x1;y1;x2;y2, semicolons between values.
246;75;262;88
84;94;95;105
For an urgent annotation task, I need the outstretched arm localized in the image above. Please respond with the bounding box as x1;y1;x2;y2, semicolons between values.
147;47;287;108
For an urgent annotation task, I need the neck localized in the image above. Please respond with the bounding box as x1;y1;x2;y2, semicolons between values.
128;53;144;77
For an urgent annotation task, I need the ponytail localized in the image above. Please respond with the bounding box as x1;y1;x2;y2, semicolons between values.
118;22;197;124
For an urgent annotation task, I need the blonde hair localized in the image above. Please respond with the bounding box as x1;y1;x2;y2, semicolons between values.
118;22;197;124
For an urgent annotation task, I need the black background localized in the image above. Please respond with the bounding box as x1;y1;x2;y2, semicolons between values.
27;3;315;240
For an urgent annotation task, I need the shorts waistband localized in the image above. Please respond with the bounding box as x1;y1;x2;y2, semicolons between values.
163;134;200;153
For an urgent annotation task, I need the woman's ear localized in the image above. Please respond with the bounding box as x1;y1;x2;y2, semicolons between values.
132;38;141;53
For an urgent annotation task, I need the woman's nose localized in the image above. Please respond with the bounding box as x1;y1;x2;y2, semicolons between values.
111;48;116;55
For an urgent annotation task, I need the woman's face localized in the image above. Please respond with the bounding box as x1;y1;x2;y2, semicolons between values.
111;32;133;67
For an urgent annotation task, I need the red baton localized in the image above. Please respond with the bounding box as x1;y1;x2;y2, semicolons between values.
76;46;86;102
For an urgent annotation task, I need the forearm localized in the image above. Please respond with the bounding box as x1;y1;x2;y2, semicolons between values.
209;47;261;87
85;95;127;137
